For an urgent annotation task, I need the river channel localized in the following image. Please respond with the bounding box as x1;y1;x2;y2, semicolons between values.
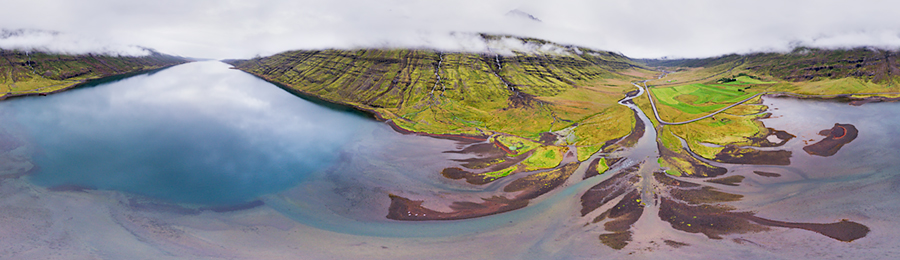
0;61;898;259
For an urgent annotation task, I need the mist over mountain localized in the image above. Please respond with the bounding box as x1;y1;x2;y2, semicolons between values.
0;29;151;56
2;0;899;59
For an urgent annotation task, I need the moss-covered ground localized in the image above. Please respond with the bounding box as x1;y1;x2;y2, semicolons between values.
226;37;651;176
0;49;189;99
643;47;899;176
227;40;900;178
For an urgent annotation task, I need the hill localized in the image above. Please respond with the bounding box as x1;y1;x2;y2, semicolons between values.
228;40;899;181
0;49;190;100
225;35;662;184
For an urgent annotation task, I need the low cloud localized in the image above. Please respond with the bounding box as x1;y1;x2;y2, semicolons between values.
0;29;151;56
1;0;899;59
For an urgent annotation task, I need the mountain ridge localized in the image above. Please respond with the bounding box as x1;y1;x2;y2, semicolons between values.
0;48;191;100
224;35;900;182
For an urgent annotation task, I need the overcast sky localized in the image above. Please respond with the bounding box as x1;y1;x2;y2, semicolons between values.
2;0;899;59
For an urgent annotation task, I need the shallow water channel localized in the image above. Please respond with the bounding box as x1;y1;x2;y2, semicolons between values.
1;61;899;259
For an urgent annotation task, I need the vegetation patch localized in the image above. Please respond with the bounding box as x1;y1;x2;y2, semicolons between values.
522;146;565;170
495;135;542;156
651;83;756;115
576;145;601;161
1;49;188;99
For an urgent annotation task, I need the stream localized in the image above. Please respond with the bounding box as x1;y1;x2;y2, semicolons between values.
0;62;897;259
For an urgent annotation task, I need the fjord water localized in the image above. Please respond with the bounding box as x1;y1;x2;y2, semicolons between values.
2;61;380;205
3;61;900;258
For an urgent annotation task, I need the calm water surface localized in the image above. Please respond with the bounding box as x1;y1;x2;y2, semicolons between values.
3;62;900;258
3;61;381;205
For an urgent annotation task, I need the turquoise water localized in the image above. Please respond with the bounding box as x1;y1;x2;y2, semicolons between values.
2;61;381;206
4;61;900;258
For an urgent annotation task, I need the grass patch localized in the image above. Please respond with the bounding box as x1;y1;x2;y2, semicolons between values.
663;103;767;159
594;157;609;174
496;135;542;156
665;169;682;176
572;105;635;147
523;146;565;170
576;145;601;161
481;165;518;179
651;83;756;115
726;75;775;84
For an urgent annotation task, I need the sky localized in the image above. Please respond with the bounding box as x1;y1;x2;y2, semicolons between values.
1;0;900;59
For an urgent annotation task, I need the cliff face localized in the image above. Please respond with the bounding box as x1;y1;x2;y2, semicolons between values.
0;49;190;99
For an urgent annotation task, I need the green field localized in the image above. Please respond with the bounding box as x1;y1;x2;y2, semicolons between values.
522;146;565;170
725;75;775;85
650;83;756;115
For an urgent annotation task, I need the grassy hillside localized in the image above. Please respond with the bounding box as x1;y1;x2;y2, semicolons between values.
0;49;190;99
640;47;899;176
225;37;658;182
226;39;651;146
228;40;900;179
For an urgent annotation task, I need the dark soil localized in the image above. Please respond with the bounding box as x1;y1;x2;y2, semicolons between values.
753;171;782;177
660;146;728;177
849;96;900;106
741;216;870;242
803;123;858;157
713;145;792;165
664;240;690;248
580;163;641;216
598;231;632;250
595;190;644;249
388;163;580;221
748;128;795;147
704;175;745;186
387;194;528;221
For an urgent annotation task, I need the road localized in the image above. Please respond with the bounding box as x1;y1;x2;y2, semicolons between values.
634;80;900;126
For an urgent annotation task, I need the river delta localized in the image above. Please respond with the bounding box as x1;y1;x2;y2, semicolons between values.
1;61;899;259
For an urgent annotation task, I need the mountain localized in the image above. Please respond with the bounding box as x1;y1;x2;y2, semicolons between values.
224;35;654;160
642;47;899;87
0;49;190;100
224;35;662;183
226;36;900;181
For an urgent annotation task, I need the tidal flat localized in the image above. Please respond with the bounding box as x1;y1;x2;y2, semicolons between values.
1;61;899;259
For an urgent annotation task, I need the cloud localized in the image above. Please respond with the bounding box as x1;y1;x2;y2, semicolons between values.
1;0;899;59
0;29;151;56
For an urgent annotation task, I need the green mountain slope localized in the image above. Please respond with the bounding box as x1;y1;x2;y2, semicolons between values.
225;38;652;148
0;49;190;99
229;39;900;179
644;47;899;88
224;37;661;183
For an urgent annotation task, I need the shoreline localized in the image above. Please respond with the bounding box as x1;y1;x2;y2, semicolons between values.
764;92;900;106
0;63;188;101
232;66;497;142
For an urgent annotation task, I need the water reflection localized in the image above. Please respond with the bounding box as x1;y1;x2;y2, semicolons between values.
1;62;899;258
2;61;379;205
